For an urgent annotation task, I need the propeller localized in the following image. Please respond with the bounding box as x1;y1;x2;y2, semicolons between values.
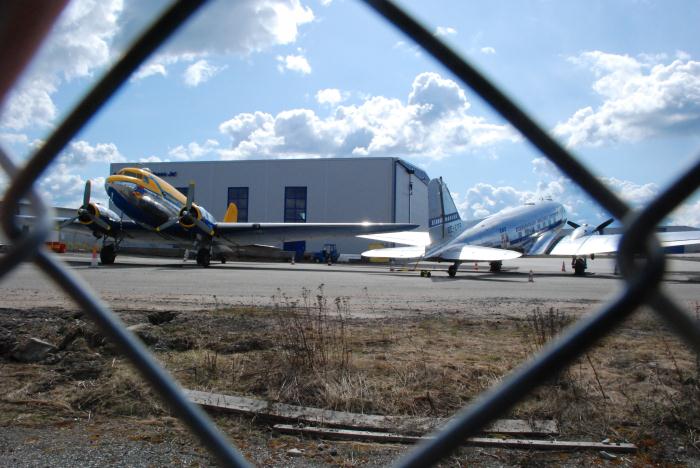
593;218;614;235
59;180;111;231
567;218;614;237
156;181;213;235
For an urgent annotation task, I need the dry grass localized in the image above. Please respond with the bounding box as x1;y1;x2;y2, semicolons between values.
0;297;698;464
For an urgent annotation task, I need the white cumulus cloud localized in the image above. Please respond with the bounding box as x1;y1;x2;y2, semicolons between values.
480;46;496;55
168;139;220;161
2;0;315;129
183;60;225;87
554;51;700;147
217;72;517;160
435;26;457;37
1;0;123;130
129;0;314;81
453;157;662;224
277;54;312;75
59;140;125;166
315;88;344;106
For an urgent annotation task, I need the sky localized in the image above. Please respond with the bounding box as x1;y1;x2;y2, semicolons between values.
1;0;699;227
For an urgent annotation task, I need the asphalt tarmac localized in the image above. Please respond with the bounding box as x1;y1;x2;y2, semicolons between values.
2;253;699;318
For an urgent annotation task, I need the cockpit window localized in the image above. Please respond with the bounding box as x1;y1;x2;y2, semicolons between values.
121;170;142;179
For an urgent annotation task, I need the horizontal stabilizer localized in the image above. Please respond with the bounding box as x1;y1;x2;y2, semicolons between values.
439;245;522;261
361;246;425;259
358;231;431;247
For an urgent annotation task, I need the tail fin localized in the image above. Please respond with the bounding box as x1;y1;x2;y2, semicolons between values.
428;178;463;245
223;202;238;223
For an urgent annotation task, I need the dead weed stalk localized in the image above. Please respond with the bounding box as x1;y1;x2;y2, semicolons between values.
272;285;351;375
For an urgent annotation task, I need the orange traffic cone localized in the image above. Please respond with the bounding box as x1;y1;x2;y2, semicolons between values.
474;262;478;271
90;246;98;268
561;261;566;272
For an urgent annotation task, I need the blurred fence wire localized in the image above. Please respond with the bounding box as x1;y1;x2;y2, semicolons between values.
0;1;698;466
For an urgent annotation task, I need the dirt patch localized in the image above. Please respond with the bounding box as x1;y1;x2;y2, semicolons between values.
0;295;698;466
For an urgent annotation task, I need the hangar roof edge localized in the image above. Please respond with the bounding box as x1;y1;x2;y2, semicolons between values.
111;157;430;185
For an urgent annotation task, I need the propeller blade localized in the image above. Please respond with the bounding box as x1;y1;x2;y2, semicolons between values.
594;218;614;234
83;180;91;207
567;221;580;229
185;181;195;209
156;217;179;232
59;216;78;229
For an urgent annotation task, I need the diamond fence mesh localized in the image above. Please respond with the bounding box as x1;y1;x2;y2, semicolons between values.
0;1;698;466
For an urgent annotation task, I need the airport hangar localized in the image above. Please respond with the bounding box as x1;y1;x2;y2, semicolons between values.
109;157;430;259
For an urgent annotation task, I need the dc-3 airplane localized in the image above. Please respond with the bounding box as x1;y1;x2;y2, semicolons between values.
59;167;418;267
360;178;700;276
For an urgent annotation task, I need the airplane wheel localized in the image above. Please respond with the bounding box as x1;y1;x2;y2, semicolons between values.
221;257;227;264
447;265;457;277
426;271;431;278
489;261;502;272
100;245;116;265
573;258;586;276
196;249;211;267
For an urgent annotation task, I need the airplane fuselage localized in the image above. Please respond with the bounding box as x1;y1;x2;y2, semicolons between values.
428;201;567;258
105;168;216;234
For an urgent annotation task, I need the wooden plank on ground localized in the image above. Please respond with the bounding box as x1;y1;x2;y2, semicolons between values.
273;424;637;453
184;389;558;436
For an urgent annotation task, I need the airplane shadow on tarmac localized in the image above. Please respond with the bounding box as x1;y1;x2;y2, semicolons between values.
61;257;626;280
63;258;371;275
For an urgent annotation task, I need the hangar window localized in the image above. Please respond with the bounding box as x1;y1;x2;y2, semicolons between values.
227;187;249;222
284;186;307;222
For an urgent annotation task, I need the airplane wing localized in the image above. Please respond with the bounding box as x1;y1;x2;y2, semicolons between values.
361;246;426;259
214;222;419;245
357;231;431;247
438;245;523;261
549;230;700;256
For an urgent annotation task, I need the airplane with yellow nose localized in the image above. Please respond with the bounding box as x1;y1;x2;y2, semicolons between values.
61;167;417;267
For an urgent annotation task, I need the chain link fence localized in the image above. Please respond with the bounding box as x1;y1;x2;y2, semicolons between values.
1;1;698;466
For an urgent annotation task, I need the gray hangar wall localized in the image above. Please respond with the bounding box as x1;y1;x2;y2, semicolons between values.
110;158;429;256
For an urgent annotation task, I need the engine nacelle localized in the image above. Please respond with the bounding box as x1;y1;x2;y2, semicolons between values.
177;204;215;236
178;204;203;229
78;202;121;235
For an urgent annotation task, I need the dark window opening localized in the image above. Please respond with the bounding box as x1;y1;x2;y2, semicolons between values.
284;186;307;222
227;187;249;222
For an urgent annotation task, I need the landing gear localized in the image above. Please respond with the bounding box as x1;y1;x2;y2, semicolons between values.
572;257;587;276
196;248;211;267
100;244;116;265
420;270;432;278
447;262;460;278
489;261;502;273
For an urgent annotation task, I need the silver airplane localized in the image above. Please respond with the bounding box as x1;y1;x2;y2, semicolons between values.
361;178;700;276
